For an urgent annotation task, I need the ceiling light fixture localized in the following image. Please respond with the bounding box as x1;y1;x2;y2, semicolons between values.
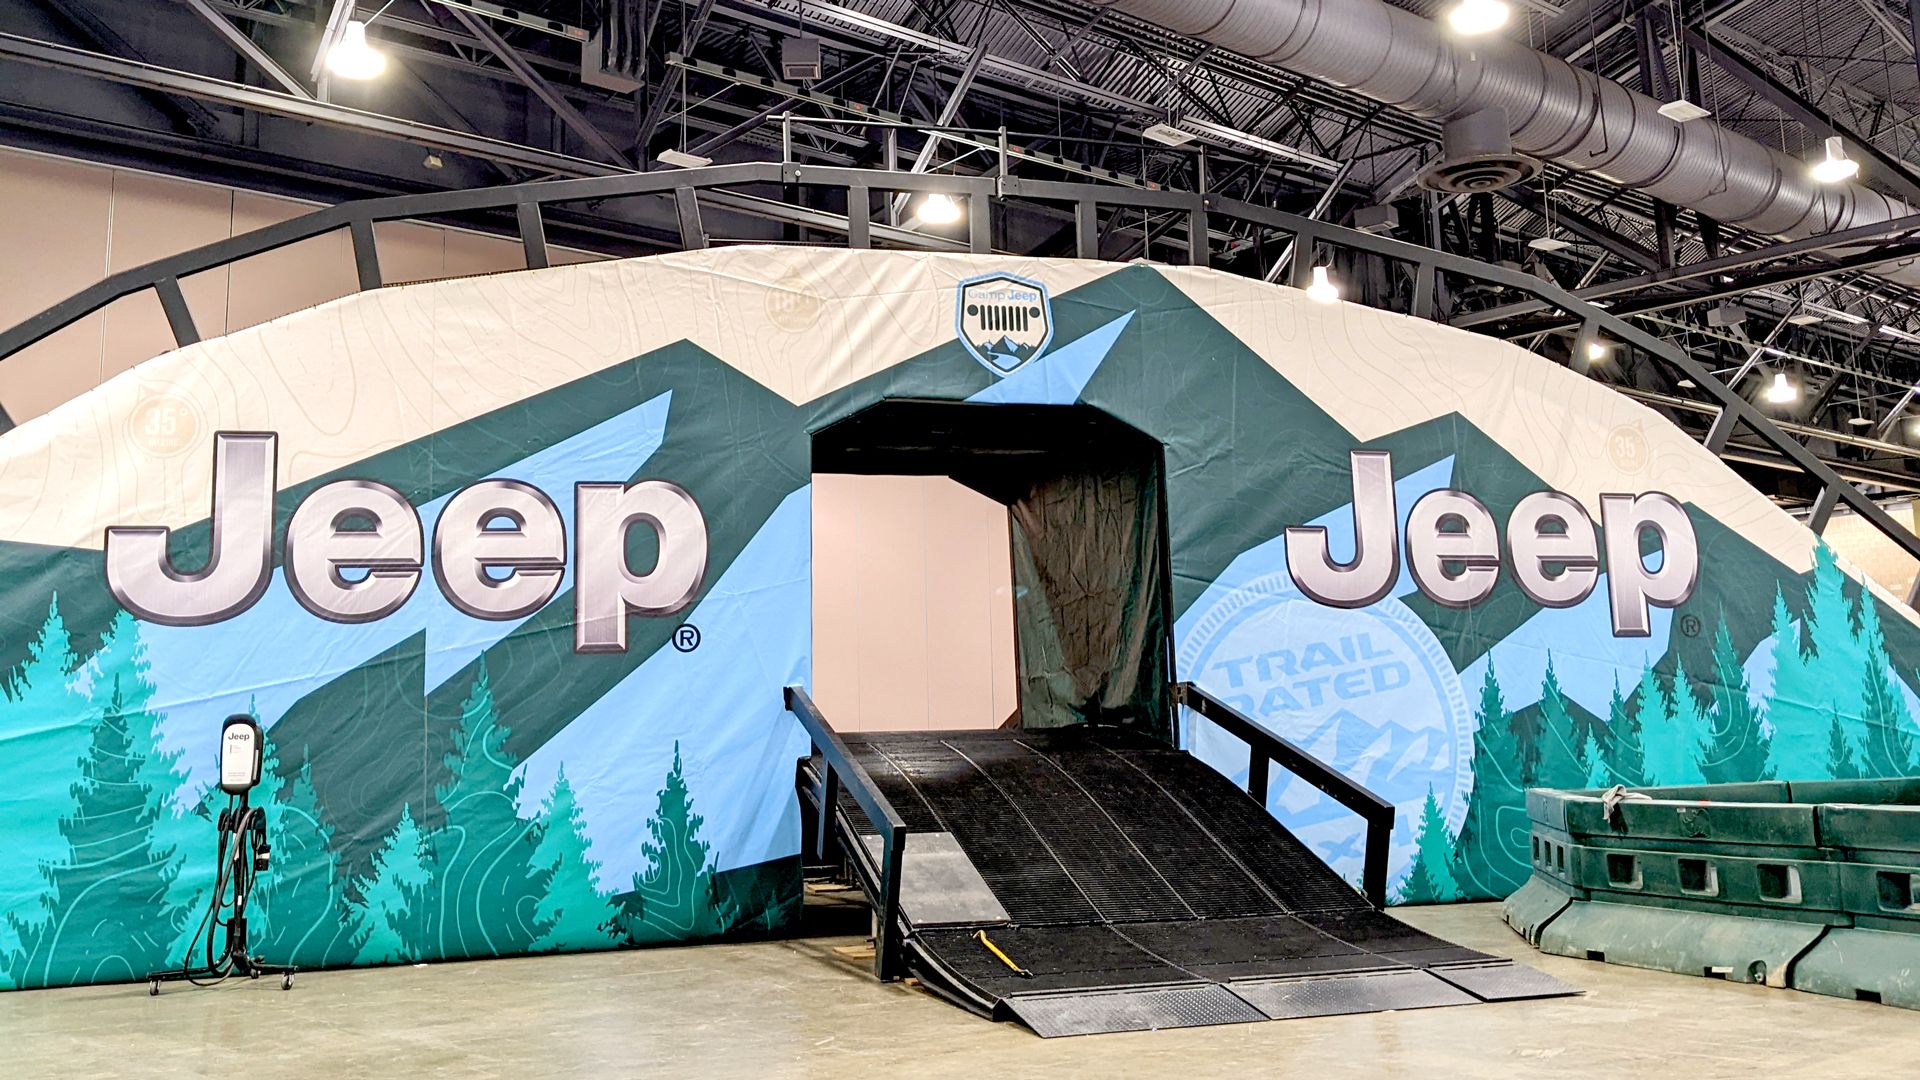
325;20;386;81
1305;265;1341;304
657;149;713;169
1810;136;1860;185
1143;123;1198;147
1766;372;1799;404
917;193;964;226
1447;0;1512;36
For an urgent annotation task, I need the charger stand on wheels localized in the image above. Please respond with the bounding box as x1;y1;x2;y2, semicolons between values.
146;714;297;995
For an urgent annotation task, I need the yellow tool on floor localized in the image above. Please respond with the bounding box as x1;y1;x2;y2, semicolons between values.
973;930;1034;979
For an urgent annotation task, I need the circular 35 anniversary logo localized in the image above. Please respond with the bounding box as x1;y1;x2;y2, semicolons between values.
127;393;203;458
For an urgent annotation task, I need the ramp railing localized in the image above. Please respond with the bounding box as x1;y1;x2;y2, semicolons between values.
783;685;912;981
1175;682;1395;907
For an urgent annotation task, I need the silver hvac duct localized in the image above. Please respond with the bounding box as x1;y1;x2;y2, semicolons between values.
1091;0;1920;283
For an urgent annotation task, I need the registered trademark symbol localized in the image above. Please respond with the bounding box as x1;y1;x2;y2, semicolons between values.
1679;614;1703;638
673;624;702;652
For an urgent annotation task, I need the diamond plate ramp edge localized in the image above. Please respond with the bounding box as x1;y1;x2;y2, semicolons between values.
1228;969;1479;1020
1002;984;1267;1038
1429;961;1582;1002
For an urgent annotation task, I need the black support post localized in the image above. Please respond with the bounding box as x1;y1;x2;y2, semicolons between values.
1075;200;1100;259
517;202;550;270
674;187;707;250
348;219;381;291
153;277;199;348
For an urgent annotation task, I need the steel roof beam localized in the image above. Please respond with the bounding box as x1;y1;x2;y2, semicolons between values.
1686;27;1920;208
0;31;630;177
178;0;311;98
1458;208;1920;328
1500;185;1665;272
439;5;635;168
34;0;224;137
635;0;720;156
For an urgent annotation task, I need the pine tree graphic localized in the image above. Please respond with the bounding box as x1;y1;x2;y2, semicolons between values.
423;660;546;961
1602;675;1645;788
1397;785;1462;904
1535;655;1587;789
253;747;356;969
1508;675;1544;787
1450;663;1528;899
1769;545;1879;779
1581;728;1609;789
7;676;184;988
1629;665;1673;785
0;594;92;979
617;742;729;944
347;805;431;966
1855;595;1919;778
528;766;621;953
1702;611;1773;783
1644;657;1710;787
1826;708;1865;780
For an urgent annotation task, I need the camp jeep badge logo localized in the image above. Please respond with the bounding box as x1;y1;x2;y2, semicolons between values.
957;272;1054;376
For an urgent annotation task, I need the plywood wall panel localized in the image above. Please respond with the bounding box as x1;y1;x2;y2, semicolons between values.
101;170;236;382
0;148;615;426
812;473;1016;733
224;193;357;337
0;153;112;415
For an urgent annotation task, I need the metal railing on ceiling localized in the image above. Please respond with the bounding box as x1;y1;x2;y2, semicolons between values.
1;145;1915;602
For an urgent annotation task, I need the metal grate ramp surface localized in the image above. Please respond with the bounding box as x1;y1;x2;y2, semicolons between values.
812;727;1577;1036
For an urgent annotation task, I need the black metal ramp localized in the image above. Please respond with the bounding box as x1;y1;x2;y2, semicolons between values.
812;726;1576;1036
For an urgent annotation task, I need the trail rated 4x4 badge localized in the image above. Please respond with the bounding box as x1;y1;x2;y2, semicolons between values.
957;272;1054;377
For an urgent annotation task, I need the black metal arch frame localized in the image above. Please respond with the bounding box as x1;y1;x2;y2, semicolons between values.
1;156;1915;600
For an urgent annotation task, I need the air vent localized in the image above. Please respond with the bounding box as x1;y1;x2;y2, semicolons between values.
1418;107;1541;194
782;37;823;82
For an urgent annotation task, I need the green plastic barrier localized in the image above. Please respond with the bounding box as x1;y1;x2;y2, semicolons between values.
1507;779;1920;1010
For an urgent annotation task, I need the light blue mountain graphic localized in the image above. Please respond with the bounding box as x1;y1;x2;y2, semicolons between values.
517;485;813;889
968;312;1134;406
138;392;673;796
1457;584;1671;721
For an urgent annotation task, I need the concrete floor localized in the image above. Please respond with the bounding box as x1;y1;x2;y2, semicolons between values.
3;901;1914;1080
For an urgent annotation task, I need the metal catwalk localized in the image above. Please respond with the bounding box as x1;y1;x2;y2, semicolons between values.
810;726;1575;1037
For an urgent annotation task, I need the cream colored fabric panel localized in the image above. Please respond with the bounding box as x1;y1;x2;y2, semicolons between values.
1162;268;1817;577
0;250;1121;550
812;474;1016;732
655;248;1118;403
